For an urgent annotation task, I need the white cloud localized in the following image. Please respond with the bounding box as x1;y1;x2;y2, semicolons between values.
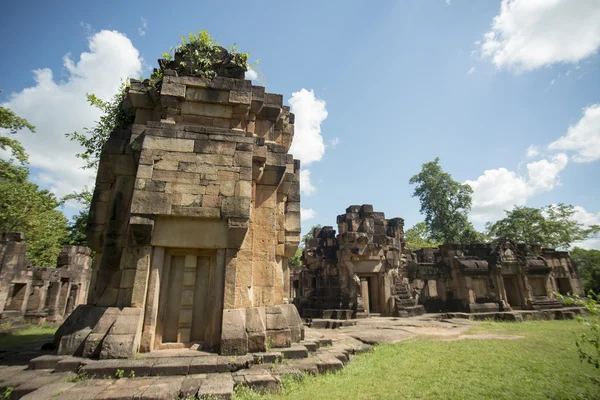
327;137;340;149
288;88;328;166
526;145;540;158
300;169;316;196
245;68;258;81
0;30;143;199
571;206;600;250
480;0;600;71
445;0;451;5
548;104;600;163
467;66;475;75
80;22;92;36
301;208;317;221
550;78;555;86
466;154;568;221
138;17;147;36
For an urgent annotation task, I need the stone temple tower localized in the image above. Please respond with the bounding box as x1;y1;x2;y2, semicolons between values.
55;47;303;358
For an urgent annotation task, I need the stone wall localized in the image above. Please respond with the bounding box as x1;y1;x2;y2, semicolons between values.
410;239;585;313
0;232;91;323
56;48;303;358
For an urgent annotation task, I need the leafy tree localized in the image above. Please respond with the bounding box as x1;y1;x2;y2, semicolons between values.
404;222;437;251
289;224;322;267
61;187;92;247
486;204;599;249
571;247;600;295
0;173;68;266
409;157;477;243
66;84;134;170
1;95;69;265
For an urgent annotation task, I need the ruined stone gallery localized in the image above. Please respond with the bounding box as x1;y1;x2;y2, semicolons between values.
293;205;584;319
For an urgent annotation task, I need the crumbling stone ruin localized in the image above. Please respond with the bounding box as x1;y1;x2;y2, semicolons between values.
294;205;424;319
0;232;91;323
55;46;303;359
294;205;585;319
409;239;585;313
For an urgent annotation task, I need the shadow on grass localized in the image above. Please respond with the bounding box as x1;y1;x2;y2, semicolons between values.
0;324;58;351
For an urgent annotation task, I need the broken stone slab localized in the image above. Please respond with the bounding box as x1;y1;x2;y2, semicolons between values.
54;357;85;372
242;374;281;393
140;376;184;400
93;377;156;400
151;357;191;376
280;344;308;359
51;379;114;400
82;359;155;379
28;355;65;370
198;373;234;400
315;356;344;374
19;381;77;400
180;374;207;398
253;351;282;364
10;372;70;399
189;356;219;374
301;342;318;352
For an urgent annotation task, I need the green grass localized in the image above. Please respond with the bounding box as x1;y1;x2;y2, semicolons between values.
0;323;58;350
235;320;600;400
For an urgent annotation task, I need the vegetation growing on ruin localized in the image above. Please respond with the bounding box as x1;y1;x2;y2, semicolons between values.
159;30;250;79
234;320;600;400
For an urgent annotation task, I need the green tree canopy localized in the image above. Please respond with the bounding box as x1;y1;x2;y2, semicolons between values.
409;157;478;243
571;247;600;295
404;222;437;251
486;204;599;249
289;224;322;267
61;187;92;247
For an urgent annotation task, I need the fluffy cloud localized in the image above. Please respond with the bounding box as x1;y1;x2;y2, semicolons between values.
0;30;143;199
480;0;600;70
288;88;328;199
138;17;147;36
300;169;316;196
571;206;600;249
467;66;475;75
548;104;600;163
288;89;328;166
245;68;258;81
526;145;540;158
466;153;568;221
301;208;317;221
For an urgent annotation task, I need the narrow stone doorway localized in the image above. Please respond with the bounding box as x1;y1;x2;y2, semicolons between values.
155;249;215;349
556;278;572;295
503;275;522;309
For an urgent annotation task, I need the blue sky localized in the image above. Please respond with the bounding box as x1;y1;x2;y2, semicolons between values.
1;0;599;247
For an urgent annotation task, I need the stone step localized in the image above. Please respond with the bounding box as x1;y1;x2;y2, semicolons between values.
280;344;309;359
306;319;357;329
253;352;282;364
301;341;318;352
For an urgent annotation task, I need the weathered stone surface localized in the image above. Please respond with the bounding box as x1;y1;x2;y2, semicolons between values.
198;373;234;400
220;308;248;356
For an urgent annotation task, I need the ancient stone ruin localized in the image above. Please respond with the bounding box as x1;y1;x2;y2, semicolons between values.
294;205;585;320
0;233;91;323
294;205;424;319
55;47;303;358
409;239;585;314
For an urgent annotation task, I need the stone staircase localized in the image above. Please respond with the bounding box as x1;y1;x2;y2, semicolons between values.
393;285;425;317
531;298;564;310
12;338;372;399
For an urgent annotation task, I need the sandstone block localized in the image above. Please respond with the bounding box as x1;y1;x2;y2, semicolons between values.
221;197;251;219
186;87;229;103
181;102;233;119
220;309;248;356
229;90;251;104
194;140;236;155
145;136;194;152
161;82;186;98
266;329;291;348
130;191;171;214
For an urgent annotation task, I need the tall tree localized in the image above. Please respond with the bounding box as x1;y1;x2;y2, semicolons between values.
61;187;92;247
486;204;599;249
404;222;437;251
409;157;477;243
571;247;600;295
0;94;69;266
289;224;322;267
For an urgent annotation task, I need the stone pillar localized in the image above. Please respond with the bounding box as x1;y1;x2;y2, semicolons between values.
140;246;164;353
361;279;370;314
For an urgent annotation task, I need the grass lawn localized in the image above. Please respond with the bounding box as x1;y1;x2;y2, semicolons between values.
235;319;600;400
0;323;58;351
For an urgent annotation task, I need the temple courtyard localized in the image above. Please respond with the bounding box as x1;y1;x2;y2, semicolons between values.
0;315;598;399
